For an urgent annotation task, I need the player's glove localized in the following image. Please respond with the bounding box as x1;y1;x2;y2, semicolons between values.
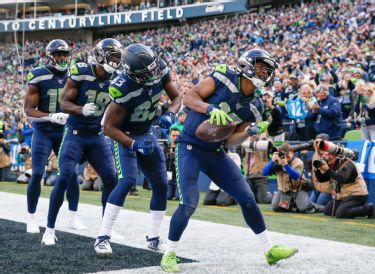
156;112;175;129
48;113;69;125
206;105;233;126
131;137;154;156
247;121;269;136
82;103;97;117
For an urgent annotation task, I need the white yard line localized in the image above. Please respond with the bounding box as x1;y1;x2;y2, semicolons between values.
1;192;374;274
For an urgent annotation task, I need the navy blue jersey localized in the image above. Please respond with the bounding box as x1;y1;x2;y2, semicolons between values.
109;59;170;134
67;63;114;132
180;64;264;150
27;65;67;131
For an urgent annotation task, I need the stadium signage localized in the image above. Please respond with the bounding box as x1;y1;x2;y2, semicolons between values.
0;1;246;32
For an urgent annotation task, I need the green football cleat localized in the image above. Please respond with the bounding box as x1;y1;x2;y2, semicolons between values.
265;244;298;265
161;252;181;272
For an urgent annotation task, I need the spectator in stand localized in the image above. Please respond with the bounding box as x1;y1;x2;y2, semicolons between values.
307;84;342;140
262;90;284;141
355;83;375;141
171;110;186;134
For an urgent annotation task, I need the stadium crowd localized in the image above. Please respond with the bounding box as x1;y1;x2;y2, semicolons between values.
0;1;374;197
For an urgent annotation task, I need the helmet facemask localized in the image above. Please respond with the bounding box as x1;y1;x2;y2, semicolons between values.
237;56;275;88
47;50;71;72
96;46;123;74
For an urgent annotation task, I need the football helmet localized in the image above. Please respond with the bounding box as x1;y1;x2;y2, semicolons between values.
46;39;71;72
94;38;123;74
122;43;161;85
237;49;276;88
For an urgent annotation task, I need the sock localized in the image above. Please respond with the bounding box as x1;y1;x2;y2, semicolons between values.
45;227;55;234
165;239;179;254
69;210;77;220
209;182;220;191
28;212;36;222
98;203;122;237
148;210;166;239
256;229;273;254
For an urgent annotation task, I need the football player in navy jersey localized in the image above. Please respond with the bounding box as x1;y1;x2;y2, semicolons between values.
160;49;298;272
41;38;122;245
94;44;181;255
24;39;84;234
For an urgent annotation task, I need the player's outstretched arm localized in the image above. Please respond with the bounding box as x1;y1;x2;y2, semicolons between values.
183;77;216;114
164;75;182;115
224;122;250;148
60;78;84;115
23;84;50;122
103;102;133;148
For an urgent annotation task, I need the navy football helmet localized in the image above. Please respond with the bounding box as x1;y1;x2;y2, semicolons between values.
94;38;123;74
237;49;276;88
122;43;161;85
46;39;71;72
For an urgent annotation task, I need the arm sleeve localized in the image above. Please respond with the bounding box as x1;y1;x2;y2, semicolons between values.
262;160;275;176
314;169;331;182
284;164;301;180
325;161;357;184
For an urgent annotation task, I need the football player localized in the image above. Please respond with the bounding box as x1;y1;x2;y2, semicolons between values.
93;43;181;255
160;49;298;272
41;38;122;245
24;39;84;234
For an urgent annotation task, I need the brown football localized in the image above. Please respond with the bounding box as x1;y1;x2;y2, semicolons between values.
195;119;236;142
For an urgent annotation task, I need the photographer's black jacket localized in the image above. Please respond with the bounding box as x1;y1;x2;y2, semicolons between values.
315;159;358;184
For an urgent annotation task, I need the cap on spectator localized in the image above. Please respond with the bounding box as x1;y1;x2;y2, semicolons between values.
177;110;186;116
319;74;330;82
262;90;274;97
273;78;282;84
314;84;329;95
290;73;298;79
316;133;329;141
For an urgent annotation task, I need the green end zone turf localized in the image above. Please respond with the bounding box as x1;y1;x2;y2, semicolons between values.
0;218;195;274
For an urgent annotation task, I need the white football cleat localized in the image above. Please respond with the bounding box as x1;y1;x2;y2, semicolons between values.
146;236;165;252
111;229;125;240
41;229;57;246
69;217;88;230
94;236;112;255
27;219;40;234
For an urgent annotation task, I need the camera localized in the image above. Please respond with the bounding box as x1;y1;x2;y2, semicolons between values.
278;151;286;159
242;140;277;154
313;159;325;169
318;140;358;160
290;140;314;152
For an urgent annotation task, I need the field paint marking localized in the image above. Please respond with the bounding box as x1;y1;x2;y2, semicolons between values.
342;221;375;228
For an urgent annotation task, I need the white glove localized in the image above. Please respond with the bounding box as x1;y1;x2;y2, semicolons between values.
82;103;97;117
48;113;69;125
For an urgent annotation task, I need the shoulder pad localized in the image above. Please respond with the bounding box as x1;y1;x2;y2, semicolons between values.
69;62;89;76
214;64;228;74
28;67;53;84
69;63;95;82
109;74;127;99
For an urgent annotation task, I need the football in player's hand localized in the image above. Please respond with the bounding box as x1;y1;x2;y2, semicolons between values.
195;119;236;142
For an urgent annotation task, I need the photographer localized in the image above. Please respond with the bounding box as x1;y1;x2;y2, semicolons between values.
0;129;15;181
314;147;375;219
310;135;332;207
243;135;272;204
262;143;312;213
